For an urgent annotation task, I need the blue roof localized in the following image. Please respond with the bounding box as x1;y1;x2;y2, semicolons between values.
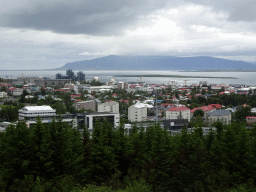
208;110;231;116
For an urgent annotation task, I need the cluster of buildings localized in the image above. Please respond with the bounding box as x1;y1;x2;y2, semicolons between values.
18;105;119;131
56;69;85;81
2;73;256;135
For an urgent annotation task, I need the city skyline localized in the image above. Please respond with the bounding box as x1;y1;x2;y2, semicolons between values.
1;0;256;70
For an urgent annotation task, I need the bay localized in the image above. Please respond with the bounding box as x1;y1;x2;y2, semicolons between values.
1;70;256;86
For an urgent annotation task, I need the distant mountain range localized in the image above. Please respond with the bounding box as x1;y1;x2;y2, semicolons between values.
54;55;256;71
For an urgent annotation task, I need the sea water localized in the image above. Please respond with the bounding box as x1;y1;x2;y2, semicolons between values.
1;70;256;86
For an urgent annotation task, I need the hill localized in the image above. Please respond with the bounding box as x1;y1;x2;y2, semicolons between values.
54;55;256;71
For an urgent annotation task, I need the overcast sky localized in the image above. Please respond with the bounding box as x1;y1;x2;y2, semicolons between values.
1;0;256;69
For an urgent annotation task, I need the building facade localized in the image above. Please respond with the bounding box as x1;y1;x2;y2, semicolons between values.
0;92;7;98
75;100;96;111
166;106;191;122
246;116;256;125
128;103;147;122
97;101;119;113
34;79;72;87
207;110;231;125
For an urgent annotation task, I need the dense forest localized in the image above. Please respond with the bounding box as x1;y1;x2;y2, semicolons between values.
0;117;256;191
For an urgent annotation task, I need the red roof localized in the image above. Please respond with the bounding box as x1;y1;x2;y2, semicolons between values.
201;106;215;111
191;106;216;113
246;116;256;119
219;92;225;95
161;103;174;107
120;100;129;103
190;107;200;113
167;106;190;111
208;104;222;109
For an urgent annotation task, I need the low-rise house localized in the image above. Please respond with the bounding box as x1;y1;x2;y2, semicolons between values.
246;116;256;125
25;95;34;99
166;106;190;122
0;122;16;132
207;110;231;125
64;83;75;90
71;94;81;99
208;104;222;109
190;106;216;119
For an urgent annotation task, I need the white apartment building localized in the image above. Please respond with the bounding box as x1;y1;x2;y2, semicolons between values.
90;85;113;93
18;105;56;121
0;92;7;98
98;101;119;113
166;106;191;122
13;88;23;96
18;106;67;128
128;103;147;122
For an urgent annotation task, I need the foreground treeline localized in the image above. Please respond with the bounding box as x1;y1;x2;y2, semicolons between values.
1;119;256;192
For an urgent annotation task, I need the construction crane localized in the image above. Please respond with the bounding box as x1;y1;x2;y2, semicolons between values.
184;80;189;86
140;76;144;82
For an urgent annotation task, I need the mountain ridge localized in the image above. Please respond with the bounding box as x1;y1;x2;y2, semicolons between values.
53;55;256;71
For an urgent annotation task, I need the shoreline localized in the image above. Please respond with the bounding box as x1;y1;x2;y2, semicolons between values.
113;74;238;79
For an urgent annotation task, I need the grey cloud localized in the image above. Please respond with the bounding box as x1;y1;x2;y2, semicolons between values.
0;0;170;35
187;0;256;22
2;0;256;36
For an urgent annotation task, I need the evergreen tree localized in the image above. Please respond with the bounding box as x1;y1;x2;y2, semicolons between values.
0;122;33;188
30;117;54;180
84;121;117;185
112;121;129;182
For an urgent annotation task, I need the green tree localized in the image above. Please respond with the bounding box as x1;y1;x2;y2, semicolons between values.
233;106;251;122
0;86;6;92
30;117;54;180
0;122;33;188
40;87;46;96
193;109;204;118
52;101;66;114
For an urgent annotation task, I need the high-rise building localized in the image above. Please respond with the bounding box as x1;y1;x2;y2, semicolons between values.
77;71;85;81
56;70;85;81
66;69;75;80
56;73;64;79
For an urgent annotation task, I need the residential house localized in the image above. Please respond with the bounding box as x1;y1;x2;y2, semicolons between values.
246;116;256;125
166;106;190;122
207;110;231;125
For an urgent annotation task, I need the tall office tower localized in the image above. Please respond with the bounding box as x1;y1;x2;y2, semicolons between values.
56;73;63;79
77;71;85;81
66;69;75;80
